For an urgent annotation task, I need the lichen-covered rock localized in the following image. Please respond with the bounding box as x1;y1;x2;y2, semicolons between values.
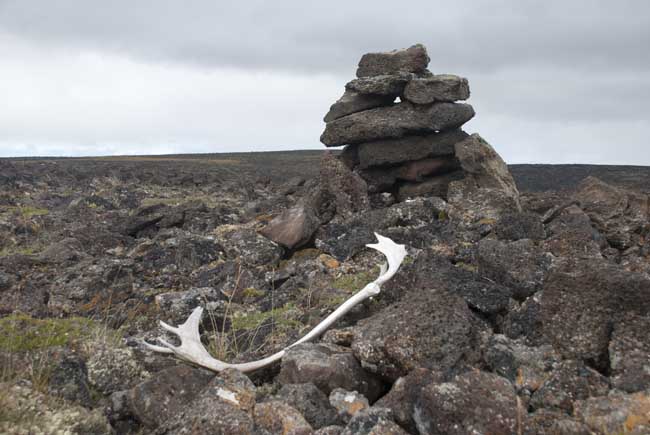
524;409;592;435
403;74;470;104
213;227;283;267
278;343;383;402
356;44;429;78
573;390;650;435
413;370;519;435
254;401;313;435
541;259;650;370
0;382;113;435
275;383;341;429
127;365;214;429
351;288;484;381
341;407;408;435
574;176;649;250
455;134;519;198
609;313;650;392
529;360;610;413
321;101;475;147
495;211;546;241
478;238;549;300
159;369;257;434
329;388;369;423
87;339;149;395
315;426;345;435
542;204;605;259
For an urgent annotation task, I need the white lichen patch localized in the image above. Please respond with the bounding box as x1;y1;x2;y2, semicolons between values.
0;382;112;435
216;387;240;405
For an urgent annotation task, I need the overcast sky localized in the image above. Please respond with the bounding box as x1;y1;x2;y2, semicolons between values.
1;0;648;163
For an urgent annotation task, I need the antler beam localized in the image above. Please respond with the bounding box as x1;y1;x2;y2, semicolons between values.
144;233;407;373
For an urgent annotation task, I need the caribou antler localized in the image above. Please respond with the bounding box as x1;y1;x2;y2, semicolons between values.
144;233;407;373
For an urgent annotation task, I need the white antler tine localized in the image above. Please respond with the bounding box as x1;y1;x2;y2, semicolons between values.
181;306;204;331
142;340;173;354
160;320;179;334
367;232;407;285
157;338;178;351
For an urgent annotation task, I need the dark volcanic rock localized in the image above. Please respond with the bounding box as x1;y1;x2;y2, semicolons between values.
543;204;605;259
278;343;383;402
351;288;484;381
394;156;460;182
495;211;546;241
329;388;369;423
341;407;407;435
215;227;283;267
276;383;341;429
396;170;464;201
403;74;470;104
573;390;650;435
324;90;395;122
254;401;313;435
315;221;376;261
360;156;460;193
609;313;650;392
357;129;469;169
260;204;320;250
321;102;475;147
541;259;650;369
374;368;443;433
478;238;549;300
524;409;592;435
315;198;442;260
159;369;257;434
48;354;91;404
530;360;610;413
356;43;430;77
413;370;518;435
574;176;649;250
501;293;546;346
127;365;214;429
318;152;370;219
484;334;559;393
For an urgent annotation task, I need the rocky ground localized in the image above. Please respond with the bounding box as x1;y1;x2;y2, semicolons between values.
1;153;649;434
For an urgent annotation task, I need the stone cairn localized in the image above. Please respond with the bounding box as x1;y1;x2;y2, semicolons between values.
321;43;491;203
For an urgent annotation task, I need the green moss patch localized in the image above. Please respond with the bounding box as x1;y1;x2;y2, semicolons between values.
231;303;302;332
0;205;50;218
332;268;379;292
0;314;96;352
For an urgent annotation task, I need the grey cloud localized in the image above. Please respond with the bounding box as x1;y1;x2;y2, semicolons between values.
1;0;649;73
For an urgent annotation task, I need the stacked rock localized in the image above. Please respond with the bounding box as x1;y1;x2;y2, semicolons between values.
320;44;477;202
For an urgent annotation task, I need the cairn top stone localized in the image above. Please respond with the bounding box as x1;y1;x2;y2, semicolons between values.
320;101;475;147
403;74;470;104
356;44;430;78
